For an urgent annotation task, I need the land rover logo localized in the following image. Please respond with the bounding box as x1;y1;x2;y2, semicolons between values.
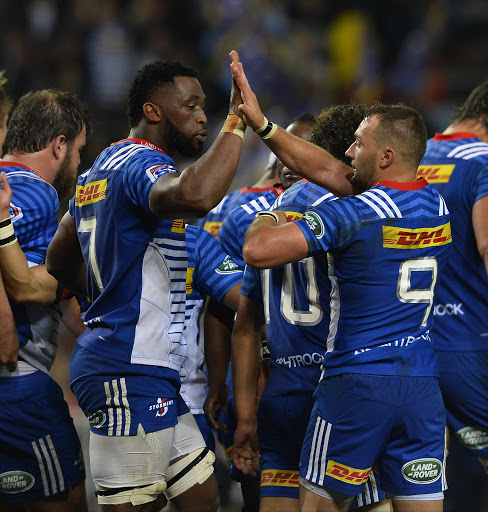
303;212;324;238
0;471;35;493
87;409;106;428
216;255;240;274
402;458;442;484
456;427;488;450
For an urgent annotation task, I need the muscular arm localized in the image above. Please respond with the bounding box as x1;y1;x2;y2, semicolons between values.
231;294;264;475
229;51;356;197
473;195;488;276
0;270;19;372
46;211;87;295
0;172;58;303
149;56;246;218
242;212;310;269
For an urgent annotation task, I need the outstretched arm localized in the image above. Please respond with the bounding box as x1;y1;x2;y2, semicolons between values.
0;270;19;372
232;294;264;476
0;172;58;303
149;55;246;218
229;50;356;198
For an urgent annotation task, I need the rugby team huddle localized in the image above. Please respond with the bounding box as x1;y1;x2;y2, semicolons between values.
0;49;487;512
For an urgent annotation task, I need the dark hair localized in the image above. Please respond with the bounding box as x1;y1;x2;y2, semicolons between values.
4;89;90;155
0;71;12;121
451;80;488;132
364;103;427;167
311;104;367;164
127;59;199;128
290;112;316;125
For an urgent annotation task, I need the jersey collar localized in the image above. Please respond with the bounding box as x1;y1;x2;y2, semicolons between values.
112;138;167;154
432;132;479;141
0;161;46;181
376;178;429;190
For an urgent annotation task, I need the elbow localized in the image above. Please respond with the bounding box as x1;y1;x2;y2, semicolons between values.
242;241;269;270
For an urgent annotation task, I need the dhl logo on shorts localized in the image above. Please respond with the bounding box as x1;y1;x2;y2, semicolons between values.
383;223;451;249
203;221;222;238
326;460;371;485
417;164;455;183
284;211;303;222
75;180;107;206
261;469;299;487
171;219;185;233
186;267;195;295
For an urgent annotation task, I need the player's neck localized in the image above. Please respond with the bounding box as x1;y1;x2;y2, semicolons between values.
2;151;53;183
128;127;170;155
444;120;488;143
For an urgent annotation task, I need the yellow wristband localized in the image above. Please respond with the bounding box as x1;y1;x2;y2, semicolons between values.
221;114;246;140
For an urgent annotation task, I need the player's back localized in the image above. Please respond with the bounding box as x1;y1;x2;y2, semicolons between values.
0;162;62;373
71;139;188;371
245;180;335;394
297;179;452;377
419;133;488;350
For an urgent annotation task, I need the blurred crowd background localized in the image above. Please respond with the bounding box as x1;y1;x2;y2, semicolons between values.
2;0;488;510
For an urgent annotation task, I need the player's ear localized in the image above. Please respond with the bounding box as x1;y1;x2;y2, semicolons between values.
379;146;394;169
143;102;162;123
52;135;67;160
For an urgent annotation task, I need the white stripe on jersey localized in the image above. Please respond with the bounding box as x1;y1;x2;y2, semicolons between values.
356;195;387;218
367;189;402;218
311;193;335;207
327;276;340;354
101;144;141;170
258;196;271;209
5;170;46;183
242;204;254;214
464;149;488;159
112;379;123;436
439;195;448;216
361;190;400;218
31;440;50;496
272;194;283;209
113;147;146;170
131;244;186;369
446;142;487;158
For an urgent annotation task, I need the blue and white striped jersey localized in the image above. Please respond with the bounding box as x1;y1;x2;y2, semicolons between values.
0;161;62;373
217;187;283;269
241;180;335;394
70;138;188;372
194;185;280;238
419;133;488;351
180;225;242;414
296;178;452;377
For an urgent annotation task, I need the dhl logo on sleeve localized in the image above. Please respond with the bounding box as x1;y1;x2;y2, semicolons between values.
186;267;195;295
171;219;186;233
326;460;371;485
203;221;222;238
383;223;452;249
75;179;107;206
261;469;299;487
417;164;455;183
284;211;303;222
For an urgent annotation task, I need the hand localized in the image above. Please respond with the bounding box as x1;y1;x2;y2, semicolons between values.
232;422;260;476
0;325;19;373
228;52;243;116
0;172;12;219
229;50;265;131
204;384;229;432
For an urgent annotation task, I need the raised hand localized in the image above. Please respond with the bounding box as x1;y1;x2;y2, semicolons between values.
229;50;265;131
0;172;12;220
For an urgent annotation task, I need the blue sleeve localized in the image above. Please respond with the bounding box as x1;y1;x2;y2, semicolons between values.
295;199;360;256
474;164;488;203
217;213;246;269
188;226;243;301
241;265;263;304
8;174;59;263
122;149;179;214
